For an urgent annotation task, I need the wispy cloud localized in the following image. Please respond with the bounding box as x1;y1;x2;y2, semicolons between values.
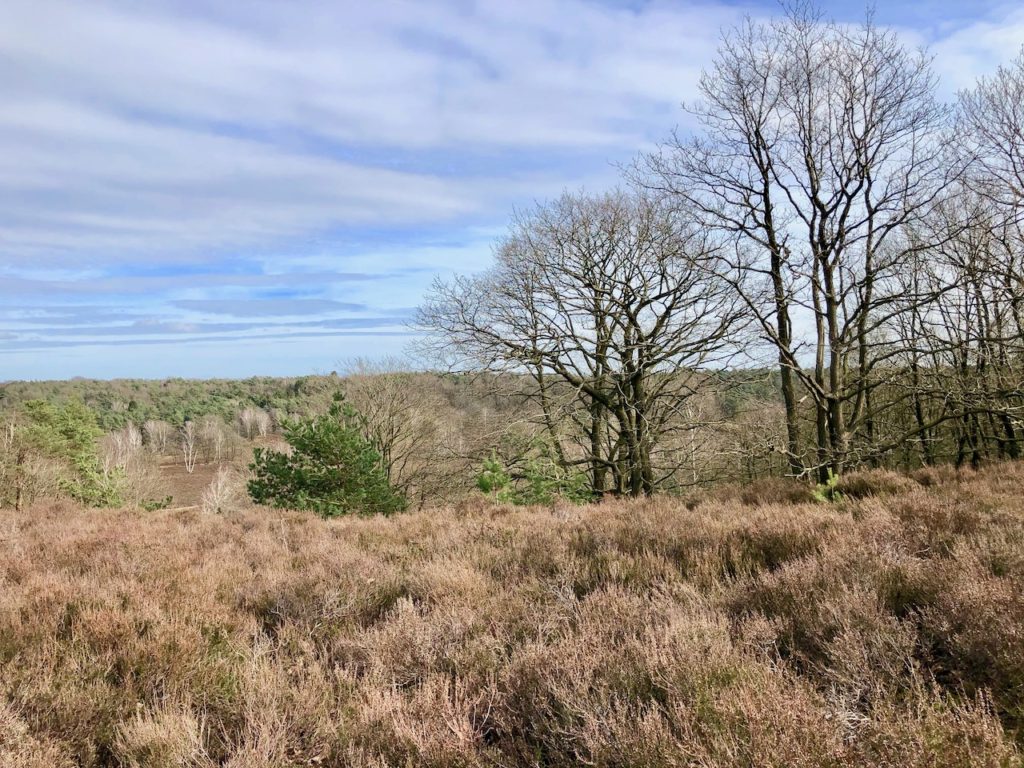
0;0;737;266
172;299;367;317
928;5;1024;91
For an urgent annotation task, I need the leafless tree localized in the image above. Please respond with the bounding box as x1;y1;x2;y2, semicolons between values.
957;49;1024;217
950;50;1024;464
419;189;747;497
201;466;242;514
143;419;173;454
199;416;234;463
238;407;272;439
342;357;449;505
641;2;954;479
101;422;142;475
865;53;1024;470
180;420;198;474
888;187;1024;467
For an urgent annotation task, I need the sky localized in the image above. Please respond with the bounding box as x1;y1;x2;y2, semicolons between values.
1;0;1022;380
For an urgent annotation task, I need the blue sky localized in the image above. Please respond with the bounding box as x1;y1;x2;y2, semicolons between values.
1;0;1022;380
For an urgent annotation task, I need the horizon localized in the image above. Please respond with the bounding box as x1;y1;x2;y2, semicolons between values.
2;0;1023;380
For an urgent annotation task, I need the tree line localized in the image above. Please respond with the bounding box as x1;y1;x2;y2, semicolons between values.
0;365;533;511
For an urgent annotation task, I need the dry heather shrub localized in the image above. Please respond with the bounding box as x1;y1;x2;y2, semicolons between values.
916;555;1024;729
0;701;74;768
911;464;961;487
1;462;1023;766
113;705;212;768
692;476;817;508
738;476;818;506
835;469;919;499
887;493;987;558
849;689;1018;767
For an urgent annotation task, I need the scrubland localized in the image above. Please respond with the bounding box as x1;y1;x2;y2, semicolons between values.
3;465;1024;767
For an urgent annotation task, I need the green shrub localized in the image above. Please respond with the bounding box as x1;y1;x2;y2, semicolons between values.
477;450;590;506
812;469;844;503
477;452;512;502
141;496;174;512
247;397;406;517
517;454;591;505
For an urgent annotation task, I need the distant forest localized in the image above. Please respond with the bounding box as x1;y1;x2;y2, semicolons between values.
0;367;783;507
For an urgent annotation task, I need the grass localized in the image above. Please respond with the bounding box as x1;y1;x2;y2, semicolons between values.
2;465;1024;766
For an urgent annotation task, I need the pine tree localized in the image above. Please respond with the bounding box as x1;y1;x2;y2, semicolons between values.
248;397;406;517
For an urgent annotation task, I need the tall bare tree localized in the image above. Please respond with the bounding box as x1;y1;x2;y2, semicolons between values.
418;190;746;497
237;407;273;440
342;357;449;506
143;419;173;454
180;420;198;474
887;186;1024;468
958;49;1024;216
641;2;953;479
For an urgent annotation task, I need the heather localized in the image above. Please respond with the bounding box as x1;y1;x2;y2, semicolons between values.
2;464;1023;766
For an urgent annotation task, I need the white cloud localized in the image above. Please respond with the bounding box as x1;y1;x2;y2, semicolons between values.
2;1;1018;263
920;4;1024;92
0;0;746;265
1;0;1022;377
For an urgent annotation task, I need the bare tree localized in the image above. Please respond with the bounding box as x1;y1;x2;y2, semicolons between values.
238;407;272;439
868;54;1024;470
889;187;1024;467
950;50;1024;464
342;357;448;505
641;2;953;479
181;420;198;474
143;419;173;454
958;49;1024;216
419;190;746;497
199;416;234;463
101;422;142;475
201;466;242;514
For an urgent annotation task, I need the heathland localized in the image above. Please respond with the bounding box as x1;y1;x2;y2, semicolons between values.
3;463;1024;766
3;4;1024;765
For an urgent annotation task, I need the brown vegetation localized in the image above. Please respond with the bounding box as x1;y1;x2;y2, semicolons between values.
3;464;1024;766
